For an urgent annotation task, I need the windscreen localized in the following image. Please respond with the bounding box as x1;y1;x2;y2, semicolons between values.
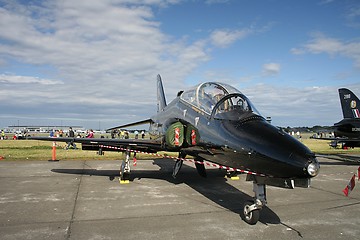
180;82;262;120
210;93;262;120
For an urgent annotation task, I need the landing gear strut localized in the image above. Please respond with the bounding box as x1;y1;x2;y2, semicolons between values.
172;151;186;178
242;182;267;225
120;150;131;181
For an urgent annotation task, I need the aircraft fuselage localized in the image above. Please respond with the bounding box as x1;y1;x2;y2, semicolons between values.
150;96;318;179
334;118;360;139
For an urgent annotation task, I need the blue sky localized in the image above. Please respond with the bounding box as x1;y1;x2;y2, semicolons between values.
0;0;360;129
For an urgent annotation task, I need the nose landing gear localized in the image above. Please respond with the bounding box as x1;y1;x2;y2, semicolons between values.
242;182;266;225
120;150;131;182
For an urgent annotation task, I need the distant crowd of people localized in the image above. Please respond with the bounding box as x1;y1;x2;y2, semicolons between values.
49;128;95;138
1;130;6;140
0;127;146;143
110;129;145;139
1;129;28;140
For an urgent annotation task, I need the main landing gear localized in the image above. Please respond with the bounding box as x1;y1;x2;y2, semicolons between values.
120;150;132;181
172;151;186;178
242;182;267;225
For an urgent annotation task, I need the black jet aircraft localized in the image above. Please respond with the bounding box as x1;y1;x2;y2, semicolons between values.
29;75;320;224
317;88;360;148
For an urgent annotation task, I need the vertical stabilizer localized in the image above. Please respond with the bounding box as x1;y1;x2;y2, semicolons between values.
338;88;360;119
157;74;167;112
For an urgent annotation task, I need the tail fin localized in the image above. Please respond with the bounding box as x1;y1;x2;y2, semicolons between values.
157;74;167;112
338;88;360;119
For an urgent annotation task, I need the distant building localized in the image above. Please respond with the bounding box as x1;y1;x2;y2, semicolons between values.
7;125;84;133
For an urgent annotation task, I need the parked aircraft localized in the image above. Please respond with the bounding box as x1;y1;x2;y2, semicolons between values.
29;75;320;224
318;88;360;148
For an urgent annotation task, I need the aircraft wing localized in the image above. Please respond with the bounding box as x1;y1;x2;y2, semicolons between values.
28;136;164;153
106;119;153;131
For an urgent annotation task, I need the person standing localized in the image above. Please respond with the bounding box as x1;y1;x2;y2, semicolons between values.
66;127;77;150
111;130;116;139
120;130;125;139
134;130;139;139
86;129;94;138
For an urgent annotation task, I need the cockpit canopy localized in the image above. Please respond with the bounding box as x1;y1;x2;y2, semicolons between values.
180;82;262;120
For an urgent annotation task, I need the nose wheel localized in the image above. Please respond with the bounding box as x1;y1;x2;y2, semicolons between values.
243;200;261;225
241;182;266;225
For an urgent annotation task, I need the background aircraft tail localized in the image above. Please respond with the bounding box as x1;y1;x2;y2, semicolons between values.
157;74;167;112
338;88;360;119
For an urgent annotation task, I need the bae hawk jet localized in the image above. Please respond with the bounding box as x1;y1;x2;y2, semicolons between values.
29;75;320;224
317;88;360;148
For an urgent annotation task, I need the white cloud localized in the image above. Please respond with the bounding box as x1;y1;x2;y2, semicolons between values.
208;21;273;49
290;47;305;55
291;33;360;68
243;83;360;127
318;0;335;5
205;0;230;4
262;63;281;76
0;74;63;85
0;0;212;128
345;4;360;28
210;28;251;48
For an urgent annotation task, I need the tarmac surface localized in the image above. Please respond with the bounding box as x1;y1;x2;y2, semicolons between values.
0;156;360;240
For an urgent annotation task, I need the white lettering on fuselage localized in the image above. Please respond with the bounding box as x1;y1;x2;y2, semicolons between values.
352;128;360;132
344;94;351;99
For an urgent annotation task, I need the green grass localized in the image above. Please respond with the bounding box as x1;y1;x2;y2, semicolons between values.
0;139;179;161
302;138;360;154
299;132;360;155
0;135;359;161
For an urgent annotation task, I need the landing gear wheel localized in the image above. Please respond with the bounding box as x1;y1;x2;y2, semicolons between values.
243;201;260;225
120;161;125;180
172;159;183;178
122;172;130;181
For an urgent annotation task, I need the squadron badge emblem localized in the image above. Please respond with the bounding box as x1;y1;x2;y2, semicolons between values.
351;100;356;109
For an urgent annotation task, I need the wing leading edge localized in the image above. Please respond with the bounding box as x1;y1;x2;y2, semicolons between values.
28;136;163;153
106;119;153;131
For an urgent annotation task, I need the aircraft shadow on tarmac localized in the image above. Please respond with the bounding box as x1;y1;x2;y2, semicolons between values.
52;158;280;225
319;161;360;166
318;154;360;166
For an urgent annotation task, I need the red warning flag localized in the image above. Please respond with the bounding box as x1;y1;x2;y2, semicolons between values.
174;127;180;146
191;129;196;145
343;174;356;197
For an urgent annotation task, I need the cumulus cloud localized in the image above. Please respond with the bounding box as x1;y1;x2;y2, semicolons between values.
0;0;214;128
0;74;63;85
0;0;270;129
209;21;274;49
262;63;281;76
243;83;360;127
210;28;252;48
291;33;360;68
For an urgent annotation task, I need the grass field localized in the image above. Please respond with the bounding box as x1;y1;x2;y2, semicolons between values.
1;133;360;161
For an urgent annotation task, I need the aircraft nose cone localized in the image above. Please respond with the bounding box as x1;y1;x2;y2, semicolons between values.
225;118;320;178
264;128;320;178
284;136;320;178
